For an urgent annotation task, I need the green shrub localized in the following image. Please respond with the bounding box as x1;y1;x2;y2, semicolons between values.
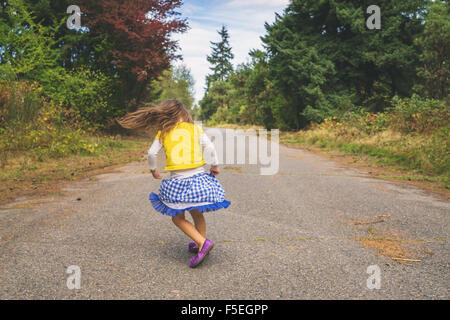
422;127;450;175
209;105;239;124
0;80;43;125
40;67;122;130
0;80;102;166
387;95;449;134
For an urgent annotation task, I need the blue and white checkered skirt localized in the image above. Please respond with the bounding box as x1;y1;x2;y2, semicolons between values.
149;173;231;216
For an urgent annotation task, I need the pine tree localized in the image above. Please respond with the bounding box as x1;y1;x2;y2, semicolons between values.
199;25;234;121
262;0;427;128
206;25;234;88
414;1;449;99
150;65;195;110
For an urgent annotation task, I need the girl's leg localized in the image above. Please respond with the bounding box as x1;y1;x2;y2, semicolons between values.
190;209;206;239
172;212;206;251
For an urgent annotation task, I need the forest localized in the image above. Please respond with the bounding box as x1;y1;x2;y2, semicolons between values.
0;0;195;202
199;0;449;188
200;0;448;129
0;0;449;199
0;0;448;300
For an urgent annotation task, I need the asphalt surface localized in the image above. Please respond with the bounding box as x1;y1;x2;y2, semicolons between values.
0;128;448;299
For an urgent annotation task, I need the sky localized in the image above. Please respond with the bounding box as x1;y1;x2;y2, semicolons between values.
172;0;290;104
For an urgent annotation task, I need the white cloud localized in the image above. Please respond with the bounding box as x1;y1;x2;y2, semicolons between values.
173;23;218;102
173;0;288;103
226;0;290;8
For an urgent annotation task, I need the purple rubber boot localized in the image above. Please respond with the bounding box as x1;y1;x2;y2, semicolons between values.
188;242;199;254
189;239;214;268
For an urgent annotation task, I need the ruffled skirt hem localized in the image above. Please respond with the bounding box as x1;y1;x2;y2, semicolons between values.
149;192;231;217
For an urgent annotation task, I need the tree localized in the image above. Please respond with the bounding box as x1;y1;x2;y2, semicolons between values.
2;0;92;73
79;0;188;106
199;80;232;121
199;25;234;121
262;0;427;128
206;25;234;88
0;0;60;80
414;1;449;99
150;64;195;110
238;50;277;128
2;0;189;106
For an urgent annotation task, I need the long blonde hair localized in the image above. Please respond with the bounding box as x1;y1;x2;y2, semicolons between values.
117;99;193;138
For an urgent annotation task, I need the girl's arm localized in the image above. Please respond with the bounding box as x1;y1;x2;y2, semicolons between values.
200;132;220;175
148;138;163;179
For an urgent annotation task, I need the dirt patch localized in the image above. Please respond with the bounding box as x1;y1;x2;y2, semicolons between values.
353;214;391;226
359;238;417;265
357;229;430;266
223;166;244;173
0;199;62;211
0;137;149;206
286;154;306;160
348;214;431;265
0;162;125;206
357;230;432;266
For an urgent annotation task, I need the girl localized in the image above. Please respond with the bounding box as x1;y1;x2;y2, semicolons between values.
118;99;230;268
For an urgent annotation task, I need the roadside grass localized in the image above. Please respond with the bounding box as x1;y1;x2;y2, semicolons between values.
280;127;449;191
0;135;150;205
0;80;155;204
207;123;264;131
207;122;449;193
212;96;449;193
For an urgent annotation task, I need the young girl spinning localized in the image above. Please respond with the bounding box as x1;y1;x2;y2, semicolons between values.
118;99;230;268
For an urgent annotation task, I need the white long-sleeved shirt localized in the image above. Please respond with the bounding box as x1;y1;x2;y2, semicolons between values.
147;132;219;178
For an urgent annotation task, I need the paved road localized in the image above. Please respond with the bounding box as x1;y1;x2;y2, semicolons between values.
0;129;448;299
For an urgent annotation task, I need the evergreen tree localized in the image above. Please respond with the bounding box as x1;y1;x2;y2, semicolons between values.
206;25;234;88
414;1;449;99
262;0;427;128
0;0;60;80
149;64;195;110
199;25;234;121
199;79;232;121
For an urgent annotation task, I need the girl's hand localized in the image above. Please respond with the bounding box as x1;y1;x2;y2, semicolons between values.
210;165;220;176
151;169;162;179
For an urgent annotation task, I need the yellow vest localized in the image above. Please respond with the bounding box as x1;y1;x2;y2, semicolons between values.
156;122;206;171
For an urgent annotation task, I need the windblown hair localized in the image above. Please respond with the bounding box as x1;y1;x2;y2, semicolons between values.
117;99;193;138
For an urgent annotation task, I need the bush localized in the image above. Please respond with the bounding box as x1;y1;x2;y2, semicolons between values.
284;94;449;187
209;103;241;125
387;95;449;134
326;95;449;136
0;80;101;166
0;80;43;125
422;127;450;175
40;67;122;130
